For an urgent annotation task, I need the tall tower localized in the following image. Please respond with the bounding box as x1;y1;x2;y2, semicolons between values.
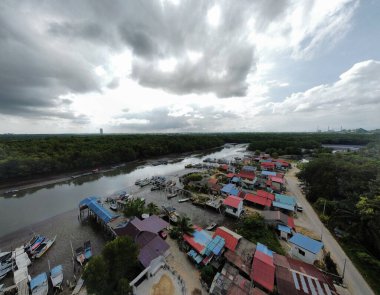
100;128;103;135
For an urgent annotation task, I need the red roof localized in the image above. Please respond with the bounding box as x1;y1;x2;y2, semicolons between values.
223;195;242;209
208;178;218;185
251;251;275;292
226;173;235;178
257;190;275;201
244;193;272;207
261;162;275;167
269;176;285;184
220;164;228;170
287;217;295;230
183;225;206;253
237;171;255;180
213;227;241;251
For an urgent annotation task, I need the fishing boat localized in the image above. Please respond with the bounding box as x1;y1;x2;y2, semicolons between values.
28;236;46;254
167;192;177;199
50;265;64;291
178;198;190;203
75;246;85;265
30;272;49;295
206;223;218;231
139;178;150;187
110;203;117;211
24;235;39;250
84;241;92;261
0;255;13;281
169;212;180;224
32;236;56;259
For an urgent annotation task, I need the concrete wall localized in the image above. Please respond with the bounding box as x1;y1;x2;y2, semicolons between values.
290;244;320;264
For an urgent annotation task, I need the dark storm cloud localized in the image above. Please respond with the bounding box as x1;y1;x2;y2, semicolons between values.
0;0;291;120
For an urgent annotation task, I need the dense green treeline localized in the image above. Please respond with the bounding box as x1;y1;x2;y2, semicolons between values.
297;142;380;291
0;134;223;181
0;132;376;182
245;133;375;155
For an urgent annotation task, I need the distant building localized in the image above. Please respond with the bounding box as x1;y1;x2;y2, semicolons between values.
100;128;103;135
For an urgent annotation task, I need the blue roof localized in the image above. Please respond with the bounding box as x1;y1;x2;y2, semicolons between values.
289;233;324;254
231;177;241;182
275;194;297;206
221;184;239;196
277;224;292;234
272;201;295;211
256;243;274;257
261;171;276;176
205;235;225;256
79;197;118;223
51;265;63;277
242;166;256;172
30;272;47;290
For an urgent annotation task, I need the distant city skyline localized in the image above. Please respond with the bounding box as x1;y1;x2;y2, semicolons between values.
0;0;379;133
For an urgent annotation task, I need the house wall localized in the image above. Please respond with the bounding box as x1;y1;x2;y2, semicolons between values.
225;202;243;218
290;244;319;264
280;231;288;240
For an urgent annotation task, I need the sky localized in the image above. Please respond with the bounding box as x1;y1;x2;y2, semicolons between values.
0;0;379;133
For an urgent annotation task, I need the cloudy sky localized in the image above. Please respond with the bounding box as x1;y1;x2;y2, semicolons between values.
1;0;379;133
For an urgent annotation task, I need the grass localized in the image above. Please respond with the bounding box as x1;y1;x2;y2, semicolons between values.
339;239;380;294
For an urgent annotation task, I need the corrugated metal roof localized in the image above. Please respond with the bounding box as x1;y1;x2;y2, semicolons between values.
80;197;118;223
221;184;239;196
272;201;295;212
275;194;297;206
277;224;292;234
244;193;272;207
251;252;275;292
289;233;324;254
184;225;212;254
213;227;241;251
261;171;276;176
256;243;274;257
223;195;242;208
138;235;169;267
256;190;275;200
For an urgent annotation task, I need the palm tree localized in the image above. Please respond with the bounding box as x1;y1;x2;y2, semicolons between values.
174;215;195;250
145;202;160;215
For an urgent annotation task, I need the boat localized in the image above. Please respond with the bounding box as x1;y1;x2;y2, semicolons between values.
167;192;177;199
75;246;85;265
30;272;49;295
110;203;117;211
135;179;143;185
84;241;92;261
151;185;160;191
169;212;180;224
0;255;13;281
28;236;46;253
206;223;218;231
32;236;56;259
139;178;150;187
50;265;64;291
24;235;39;250
178;198;190;203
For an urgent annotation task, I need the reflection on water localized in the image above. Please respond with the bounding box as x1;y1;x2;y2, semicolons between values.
0;144;248;238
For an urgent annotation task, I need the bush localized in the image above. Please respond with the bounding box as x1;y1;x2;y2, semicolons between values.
201;265;216;286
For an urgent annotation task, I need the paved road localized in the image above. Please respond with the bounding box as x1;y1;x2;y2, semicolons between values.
285;167;375;295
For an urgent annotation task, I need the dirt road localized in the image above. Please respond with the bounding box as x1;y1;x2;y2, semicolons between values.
285;167;375;295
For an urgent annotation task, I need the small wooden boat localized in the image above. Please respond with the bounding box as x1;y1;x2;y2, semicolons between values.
33;236;56;259
167;192;177;199
169;212;180;224
75;246;85;265
30;272;48;295
139;178;150;187
50;265;64;291
178;198;190;203
84;241;92;261
206;223;218;231
110;203;117;211
0;259;13;281
28;236;46;253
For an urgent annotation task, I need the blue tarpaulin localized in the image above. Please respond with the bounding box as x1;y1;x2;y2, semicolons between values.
221;184;239;196
204;236;225;256
261;171;276;176
79;197;118;223
277;224;292;234
30;272;47;290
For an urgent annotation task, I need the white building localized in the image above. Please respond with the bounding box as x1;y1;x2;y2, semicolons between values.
289;233;324;264
223;195;243;218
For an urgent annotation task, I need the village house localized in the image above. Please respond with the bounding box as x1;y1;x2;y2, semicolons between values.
221;183;239;196
272;193;297;213
261;210;295;231
223;195;244;218
288;233;324;264
250;243;275;293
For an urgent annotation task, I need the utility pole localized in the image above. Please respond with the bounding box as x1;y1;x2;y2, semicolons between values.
342;258;347;280
322;199;326;216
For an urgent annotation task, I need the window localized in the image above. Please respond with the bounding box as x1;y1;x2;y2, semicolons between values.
233;208;237;213
298;249;305;256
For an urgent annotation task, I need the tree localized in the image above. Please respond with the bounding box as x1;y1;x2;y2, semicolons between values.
83;237;140;295
201;265;216;286
145;202;160;215
175;215;195;238
124;199;145;218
